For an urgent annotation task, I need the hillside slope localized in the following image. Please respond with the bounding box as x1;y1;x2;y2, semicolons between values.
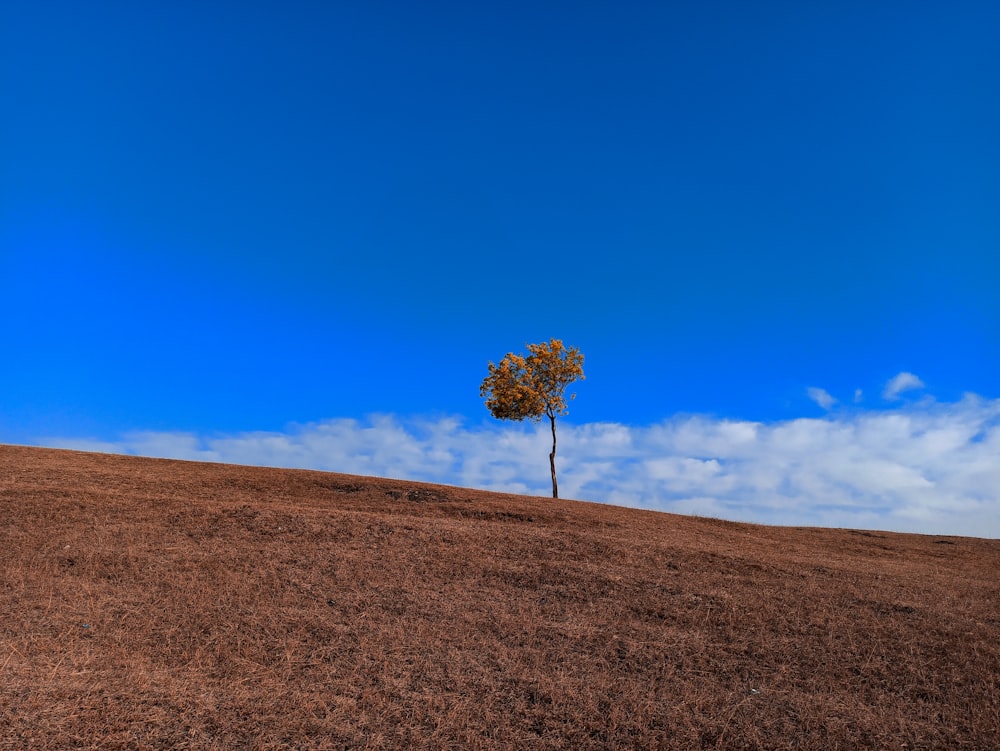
1;445;998;750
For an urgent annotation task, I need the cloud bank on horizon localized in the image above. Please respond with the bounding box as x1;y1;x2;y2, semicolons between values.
42;373;1000;539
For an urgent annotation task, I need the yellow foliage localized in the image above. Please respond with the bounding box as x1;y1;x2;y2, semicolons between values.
479;339;585;423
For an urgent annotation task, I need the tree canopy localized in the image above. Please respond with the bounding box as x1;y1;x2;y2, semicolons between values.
480;339;584;498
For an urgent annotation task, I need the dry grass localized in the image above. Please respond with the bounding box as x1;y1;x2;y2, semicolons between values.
1;444;998;750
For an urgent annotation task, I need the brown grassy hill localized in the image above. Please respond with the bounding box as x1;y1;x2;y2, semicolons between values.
1;444;998;750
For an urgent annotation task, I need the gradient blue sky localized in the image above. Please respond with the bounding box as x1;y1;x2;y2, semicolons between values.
2;2;998;535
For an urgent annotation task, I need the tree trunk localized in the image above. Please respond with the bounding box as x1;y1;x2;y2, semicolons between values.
548;412;558;498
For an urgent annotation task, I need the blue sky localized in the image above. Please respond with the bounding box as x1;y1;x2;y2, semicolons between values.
2;1;998;535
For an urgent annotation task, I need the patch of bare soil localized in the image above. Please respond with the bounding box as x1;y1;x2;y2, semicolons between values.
1;445;998;749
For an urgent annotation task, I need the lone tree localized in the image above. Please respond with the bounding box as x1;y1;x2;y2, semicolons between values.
480;339;585;498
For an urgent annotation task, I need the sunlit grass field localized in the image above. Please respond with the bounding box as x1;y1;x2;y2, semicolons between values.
2;445;998;750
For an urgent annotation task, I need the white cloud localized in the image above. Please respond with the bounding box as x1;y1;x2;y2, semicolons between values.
40;394;1000;538
883;371;926;400
807;387;836;409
